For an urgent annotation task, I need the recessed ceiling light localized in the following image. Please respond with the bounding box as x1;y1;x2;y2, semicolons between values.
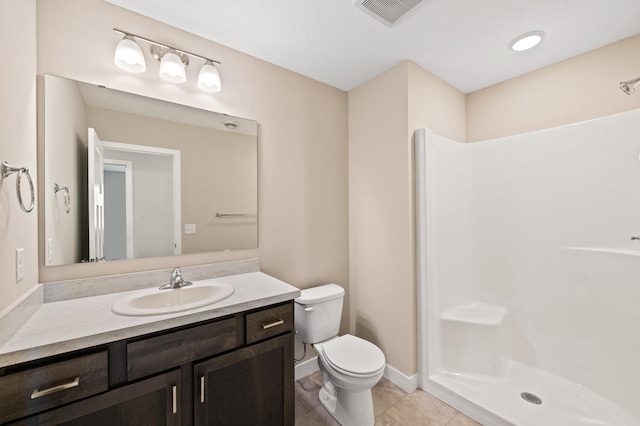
509;31;545;52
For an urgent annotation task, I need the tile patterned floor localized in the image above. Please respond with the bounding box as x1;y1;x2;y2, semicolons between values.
295;371;482;426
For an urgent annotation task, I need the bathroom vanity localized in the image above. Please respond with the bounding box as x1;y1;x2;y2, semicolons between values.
0;266;298;425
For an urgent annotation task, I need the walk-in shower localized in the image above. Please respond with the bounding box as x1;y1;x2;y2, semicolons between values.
415;109;640;425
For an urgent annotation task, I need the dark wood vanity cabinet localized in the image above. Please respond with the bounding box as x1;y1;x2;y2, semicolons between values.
1;301;294;426
194;333;293;425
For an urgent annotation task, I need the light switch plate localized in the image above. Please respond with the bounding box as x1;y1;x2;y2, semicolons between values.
184;224;196;234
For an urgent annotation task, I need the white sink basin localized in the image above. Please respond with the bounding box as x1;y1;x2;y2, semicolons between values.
111;281;235;316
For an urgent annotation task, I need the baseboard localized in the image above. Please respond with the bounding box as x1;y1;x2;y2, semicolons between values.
295;356;319;381
384;364;419;393
294;357;419;395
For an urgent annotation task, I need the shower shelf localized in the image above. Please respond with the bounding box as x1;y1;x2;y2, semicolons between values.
564;246;640;257
440;303;508;326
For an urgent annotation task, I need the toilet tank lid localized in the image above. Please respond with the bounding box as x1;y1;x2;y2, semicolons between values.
295;284;345;305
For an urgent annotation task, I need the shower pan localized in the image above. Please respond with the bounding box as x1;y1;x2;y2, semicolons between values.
415;109;640;425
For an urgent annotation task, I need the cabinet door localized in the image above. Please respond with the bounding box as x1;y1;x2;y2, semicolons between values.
11;370;181;426
194;332;294;426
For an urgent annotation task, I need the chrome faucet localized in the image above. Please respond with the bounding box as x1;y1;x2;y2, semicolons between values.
159;267;193;290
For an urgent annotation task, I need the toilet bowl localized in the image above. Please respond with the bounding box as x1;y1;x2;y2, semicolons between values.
294;284;386;426
314;335;386;426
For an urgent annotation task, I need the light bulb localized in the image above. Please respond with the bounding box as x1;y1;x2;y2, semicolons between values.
510;31;545;52
114;35;146;73
159;50;186;83
198;61;221;92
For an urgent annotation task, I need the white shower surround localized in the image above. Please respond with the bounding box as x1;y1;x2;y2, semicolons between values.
415;109;640;425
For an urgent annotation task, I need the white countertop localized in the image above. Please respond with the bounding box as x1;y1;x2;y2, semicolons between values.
0;271;300;368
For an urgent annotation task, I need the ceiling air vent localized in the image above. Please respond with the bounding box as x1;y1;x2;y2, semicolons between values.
354;0;425;27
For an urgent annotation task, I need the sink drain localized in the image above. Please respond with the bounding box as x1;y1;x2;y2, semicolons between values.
521;392;542;405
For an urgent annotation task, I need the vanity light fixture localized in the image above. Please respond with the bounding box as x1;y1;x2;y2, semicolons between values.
509;31;545;52
113;28;222;92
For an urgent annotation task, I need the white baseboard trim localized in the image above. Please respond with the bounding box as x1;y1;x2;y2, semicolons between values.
295;356;319;381
384;364;419;394
294;357;419;395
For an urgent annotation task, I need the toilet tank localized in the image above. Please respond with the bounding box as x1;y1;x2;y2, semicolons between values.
294;284;345;344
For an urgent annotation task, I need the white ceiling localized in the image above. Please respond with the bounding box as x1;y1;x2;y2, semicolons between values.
106;0;640;94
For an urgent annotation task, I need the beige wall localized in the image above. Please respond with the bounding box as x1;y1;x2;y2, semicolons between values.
348;61;466;375
467;34;640;141
0;0;38;313
44;74;87;265
408;62;467;143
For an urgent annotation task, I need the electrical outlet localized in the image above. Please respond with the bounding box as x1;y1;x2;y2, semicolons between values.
184;224;196;234
16;248;24;282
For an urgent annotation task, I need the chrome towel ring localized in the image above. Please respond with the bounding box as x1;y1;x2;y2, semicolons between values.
1;161;35;213
54;183;71;214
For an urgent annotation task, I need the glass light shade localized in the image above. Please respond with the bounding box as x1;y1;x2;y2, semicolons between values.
510;31;545;52
114;36;146;73
159;50;187;83
197;62;222;92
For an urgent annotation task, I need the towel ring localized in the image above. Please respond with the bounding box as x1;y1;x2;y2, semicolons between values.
1;161;35;213
54;183;71;214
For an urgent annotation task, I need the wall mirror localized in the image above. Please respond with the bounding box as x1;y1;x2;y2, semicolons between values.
43;74;258;266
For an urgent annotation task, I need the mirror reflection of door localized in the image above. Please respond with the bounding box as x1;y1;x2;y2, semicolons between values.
88;128;181;261
88;128;105;261
103;160;133;260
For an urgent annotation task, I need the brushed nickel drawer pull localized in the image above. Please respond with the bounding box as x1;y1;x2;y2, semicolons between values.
261;319;284;330
200;376;205;403
172;386;177;414
31;377;80;399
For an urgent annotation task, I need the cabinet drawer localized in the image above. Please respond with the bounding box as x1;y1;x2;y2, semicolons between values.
128;317;236;381
10;370;181;426
246;302;294;344
0;351;108;423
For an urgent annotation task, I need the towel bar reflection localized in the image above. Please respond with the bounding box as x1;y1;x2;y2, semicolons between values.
216;213;248;218
1;161;35;213
54;183;71;214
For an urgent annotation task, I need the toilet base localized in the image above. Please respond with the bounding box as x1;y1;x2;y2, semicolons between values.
318;384;375;426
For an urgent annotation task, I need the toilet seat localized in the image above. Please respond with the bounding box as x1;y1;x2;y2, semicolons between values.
318;334;385;378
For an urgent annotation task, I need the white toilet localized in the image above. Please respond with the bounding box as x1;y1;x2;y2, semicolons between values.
295;284;386;426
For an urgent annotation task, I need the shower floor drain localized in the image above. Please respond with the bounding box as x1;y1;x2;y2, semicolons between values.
521;392;542;405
